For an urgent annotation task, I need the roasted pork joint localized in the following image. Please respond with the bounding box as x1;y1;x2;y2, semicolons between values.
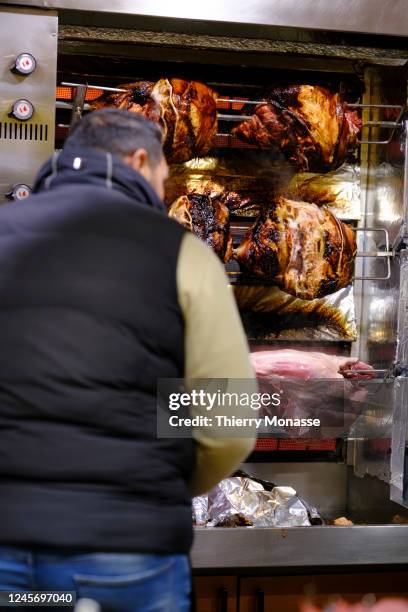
168;193;233;262
234;197;356;300
94;78;218;163
232;85;361;172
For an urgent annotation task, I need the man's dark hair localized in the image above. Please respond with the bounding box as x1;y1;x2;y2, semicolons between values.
65;109;164;165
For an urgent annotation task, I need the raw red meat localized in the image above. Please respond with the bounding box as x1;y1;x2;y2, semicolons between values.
250;350;374;437
250;350;374;381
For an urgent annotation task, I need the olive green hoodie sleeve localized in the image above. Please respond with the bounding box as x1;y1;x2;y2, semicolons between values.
176;232;257;496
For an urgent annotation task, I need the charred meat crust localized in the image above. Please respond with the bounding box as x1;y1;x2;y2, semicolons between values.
234;197;356;300
232;85;361;173
168;192;233;262
93;78;218;164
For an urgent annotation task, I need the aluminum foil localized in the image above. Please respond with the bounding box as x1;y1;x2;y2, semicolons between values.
235;284;357;341
287;164;361;220
194;476;322;528
165;152;296;208
166;156;362;222
192;495;210;526
366;161;404;245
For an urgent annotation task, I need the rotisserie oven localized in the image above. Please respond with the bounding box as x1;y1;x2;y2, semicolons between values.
2;0;408;590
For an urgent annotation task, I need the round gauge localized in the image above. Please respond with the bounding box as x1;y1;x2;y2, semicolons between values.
11;184;32;201
13;53;37;76
11;99;34;121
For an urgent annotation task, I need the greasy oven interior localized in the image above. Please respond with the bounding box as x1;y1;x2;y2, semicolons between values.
2;1;408;567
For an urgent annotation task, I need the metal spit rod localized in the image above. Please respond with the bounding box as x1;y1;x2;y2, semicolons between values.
218;114;251;121
56;101;91;111
354;228;391;281
350;369;388;374
61;82;128;93
217;100;403;109
228;227;392;283
348;103;403;108
218;99;264;105
353;104;404;145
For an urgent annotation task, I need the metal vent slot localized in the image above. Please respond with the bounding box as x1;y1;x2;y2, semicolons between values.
0;122;49;142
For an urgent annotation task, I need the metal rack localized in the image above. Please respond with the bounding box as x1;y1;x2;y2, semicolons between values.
56;83;406;149
57;82;397;286
354;228;392;281
56;84;399;288
349;103;405;145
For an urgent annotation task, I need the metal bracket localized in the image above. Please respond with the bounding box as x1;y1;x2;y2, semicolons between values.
69;84;87;132
348;103;405;145
61;81;127;94
60;81;129;130
354;227;392;281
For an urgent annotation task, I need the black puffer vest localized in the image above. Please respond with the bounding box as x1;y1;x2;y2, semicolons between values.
0;146;195;553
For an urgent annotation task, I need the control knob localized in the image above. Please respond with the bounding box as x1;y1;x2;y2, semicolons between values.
7;184;32;201
11;53;37;76
10;99;34;121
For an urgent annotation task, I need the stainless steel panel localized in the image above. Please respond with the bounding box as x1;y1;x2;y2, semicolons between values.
396;250;408;366
404;119;408;238
347;468;406;523
0;7;57;202
2;0;408;37
390;254;408;508
191;525;408;569
390;378;408;507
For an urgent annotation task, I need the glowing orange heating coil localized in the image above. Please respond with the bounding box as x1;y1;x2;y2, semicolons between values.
56;86;104;101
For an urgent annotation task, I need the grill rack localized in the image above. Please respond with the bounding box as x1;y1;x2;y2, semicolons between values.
58;82;395;283
57;83;405;147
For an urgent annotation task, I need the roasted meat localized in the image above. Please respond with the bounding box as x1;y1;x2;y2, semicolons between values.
94;80;158;117
232;85;361;172
234;197;356;300
250;350;373;381
94;78;218;163
168;193;233;262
